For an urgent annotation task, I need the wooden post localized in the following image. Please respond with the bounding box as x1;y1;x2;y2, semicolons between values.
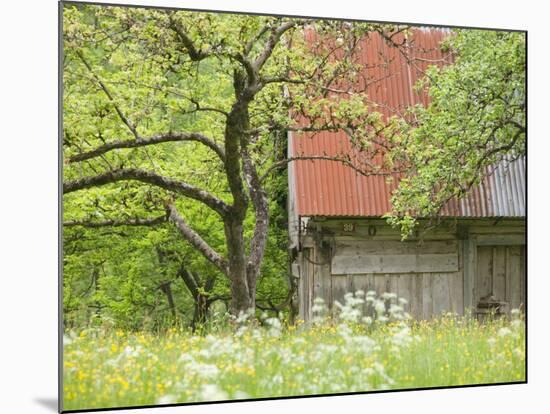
463;237;476;313
505;246;512;313
491;247;497;295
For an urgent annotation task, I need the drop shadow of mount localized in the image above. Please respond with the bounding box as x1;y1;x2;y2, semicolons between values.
34;397;58;412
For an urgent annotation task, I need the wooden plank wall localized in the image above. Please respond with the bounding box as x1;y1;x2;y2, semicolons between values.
298;249;312;322
332;240;459;274
475;245;526;313
313;244;332;310
327;240;463;319
297;219;525;321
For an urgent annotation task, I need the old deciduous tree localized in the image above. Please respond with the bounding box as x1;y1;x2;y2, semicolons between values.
63;5;407;315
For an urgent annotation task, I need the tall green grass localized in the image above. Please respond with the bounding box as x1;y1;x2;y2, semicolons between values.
63;293;525;410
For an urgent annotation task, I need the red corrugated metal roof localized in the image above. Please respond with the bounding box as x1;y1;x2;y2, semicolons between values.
291;29;525;218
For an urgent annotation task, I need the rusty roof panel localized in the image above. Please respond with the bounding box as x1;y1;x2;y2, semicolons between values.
486;156;526;217
291;29;525;218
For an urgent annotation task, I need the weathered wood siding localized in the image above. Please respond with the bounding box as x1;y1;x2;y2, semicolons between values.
329;240;463;319
332;240;458;274
475;245;526;312
298;248;313;322
297;218;525;321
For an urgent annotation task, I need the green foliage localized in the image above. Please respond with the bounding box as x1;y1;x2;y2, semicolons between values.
62;3;406;327
388;30;525;238
63;4;299;329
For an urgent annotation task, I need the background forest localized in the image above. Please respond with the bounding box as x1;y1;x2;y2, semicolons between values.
63;4;524;332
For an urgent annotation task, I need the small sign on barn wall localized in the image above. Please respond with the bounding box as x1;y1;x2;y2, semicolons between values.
342;222;356;232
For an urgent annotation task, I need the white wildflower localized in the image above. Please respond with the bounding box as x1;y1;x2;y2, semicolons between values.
178;353;195;363
122;345;141;358
348;335;376;353
513;348;524;358
317;344;338;353
373;362;385;373
498;327;512;337
157;394;177;405
173;378;190;392
330;383;344;392
340;307;361;323
234;390;249;399
350;297;365;306
374;299;386;315
265;317;282;337
294;337;306;345
337;323;352;339
362;316;373;325
235;309;254;324
199;384;228;401
198;348;213;359
193;363;220;379
235;326;248;337
389;304;404;314
390;325;414;348
265;317;281;329
312;303;326;313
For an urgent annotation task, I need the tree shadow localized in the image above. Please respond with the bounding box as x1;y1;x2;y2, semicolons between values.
34;397;58;412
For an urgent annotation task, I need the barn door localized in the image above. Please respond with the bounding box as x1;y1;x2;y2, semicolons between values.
475;245;525;314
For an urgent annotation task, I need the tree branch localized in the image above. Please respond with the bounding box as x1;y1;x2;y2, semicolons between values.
167;203;229;275
233;20;299;98
260;154;397;182
68;132;225;163
76;50;140;139
168;16;210;61
64;215;167;228
178;95;229;118
253;21;296;72
243;24;271;57
177;265;200;299
63;168;229;217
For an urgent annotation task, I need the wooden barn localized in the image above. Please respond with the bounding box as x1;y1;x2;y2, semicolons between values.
287;29;526;321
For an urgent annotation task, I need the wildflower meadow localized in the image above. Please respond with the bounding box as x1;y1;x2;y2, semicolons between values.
63;291;525;410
